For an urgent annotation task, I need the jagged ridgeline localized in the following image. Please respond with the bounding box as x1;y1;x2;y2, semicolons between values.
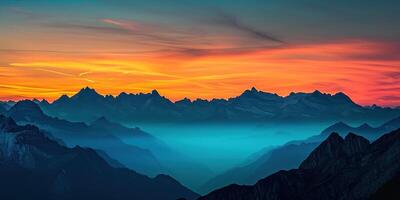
1;88;399;199
5;100;213;191
200;129;400;200
38;87;400;123
0;115;199;200
198;116;400;194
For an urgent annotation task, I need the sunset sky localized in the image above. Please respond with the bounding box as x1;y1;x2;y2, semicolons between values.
0;0;399;106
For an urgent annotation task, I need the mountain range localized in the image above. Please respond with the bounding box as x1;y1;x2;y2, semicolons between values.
37;87;400;123
200;129;400;200
199;116;400;194
2;87;399;196
0;115;199;200
7;100;165;176
4;100;212;190
304;116;400;142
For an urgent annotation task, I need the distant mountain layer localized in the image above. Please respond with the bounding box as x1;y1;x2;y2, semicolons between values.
0;104;6;115
305;116;400;142
7;100;165;177
6;100;213;190
0;115;199;200
38;87;400;123
200;116;400;194
0;101;15;111
200;129;400;200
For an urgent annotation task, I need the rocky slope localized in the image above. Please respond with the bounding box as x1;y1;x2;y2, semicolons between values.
200;116;400;194
7;100;212;190
0;115;199;200
7;100;165;176
200;129;400;200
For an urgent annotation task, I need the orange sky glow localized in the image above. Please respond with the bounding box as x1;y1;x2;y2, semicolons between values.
0;39;399;106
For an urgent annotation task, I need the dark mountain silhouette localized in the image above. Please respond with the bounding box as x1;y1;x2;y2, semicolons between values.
94;149;125;168
7;100;165;176
380;116;400;131
0;115;199;200
200;116;400;194
199;142;319;194
0;104;6;114
42;87;179;122
90;115;214;191
200;129;400;200
304;116;400;143
0;100;15;111
39;87;400;123
7;100;212;190
90;116;157;142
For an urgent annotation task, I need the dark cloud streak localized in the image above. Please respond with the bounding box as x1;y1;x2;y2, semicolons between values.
9;7;48;19
385;71;400;79
212;12;285;44
379;95;400;101
42;21;283;58
43;22;191;48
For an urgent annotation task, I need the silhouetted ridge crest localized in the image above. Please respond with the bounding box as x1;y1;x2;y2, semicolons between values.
369;128;400;152
0;116;199;200
39;87;400;123
53;94;70;105
9;100;43;114
151;89;160;96
8;100;46;122
380;116;400;130
299;132;344;170
92;116;110;124
343;132;370;155
200;129;400;200
300;132;369;170
72;86;103;100
358;123;372;129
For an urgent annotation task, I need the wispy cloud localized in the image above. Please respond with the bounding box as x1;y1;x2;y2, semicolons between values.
79;71;93;77
100;18;144;31
46;23;133;35
9;7;47;19
385;71;400;79
44;21;193;48
379;95;400;101
211;12;285;44
34;68;74;77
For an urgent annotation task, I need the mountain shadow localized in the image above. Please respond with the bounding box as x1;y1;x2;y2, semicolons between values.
0;115;199;200
7;100;213;190
199;116;400;194
200;129;400;200
7;100;165;176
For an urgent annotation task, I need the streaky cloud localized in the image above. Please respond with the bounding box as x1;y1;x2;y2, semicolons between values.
212;11;285;44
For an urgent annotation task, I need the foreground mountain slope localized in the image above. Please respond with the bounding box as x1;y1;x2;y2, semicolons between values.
198;142;318;194
0;115;199;200
200;116;400;194
7;100;165;176
40;87;400;123
8;100;213;190
200;129;400;200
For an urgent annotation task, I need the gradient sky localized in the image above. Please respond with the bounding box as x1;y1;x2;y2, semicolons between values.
0;0;399;106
